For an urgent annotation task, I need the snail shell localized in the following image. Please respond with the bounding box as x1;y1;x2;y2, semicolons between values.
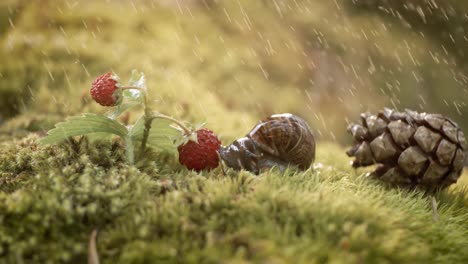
218;113;316;174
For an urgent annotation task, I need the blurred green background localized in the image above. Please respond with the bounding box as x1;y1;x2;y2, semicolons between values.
1;0;467;144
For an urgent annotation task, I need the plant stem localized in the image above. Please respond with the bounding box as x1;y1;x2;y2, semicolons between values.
121;86;145;91
139;111;191;159
139;93;153;157
125;136;135;165
122;84;192;159
150;113;192;136
120;86;191;159
119;85;152;159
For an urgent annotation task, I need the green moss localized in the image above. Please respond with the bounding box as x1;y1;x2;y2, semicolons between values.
0;135;467;263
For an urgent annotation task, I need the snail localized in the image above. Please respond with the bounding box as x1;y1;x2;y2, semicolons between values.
218;113;316;174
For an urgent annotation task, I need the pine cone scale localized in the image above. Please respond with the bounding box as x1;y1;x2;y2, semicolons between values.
414;126;441;153
442;121;459;143
398;146;428;176
424;114;445;130
453;149;465;171
388;120;415;148
458;131;467;150
436;139;457;166
366;116;387;138
422;161;449;185
370;133;400;162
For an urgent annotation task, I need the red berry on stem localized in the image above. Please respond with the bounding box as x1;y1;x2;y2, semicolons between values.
178;128;222;172
90;72;121;106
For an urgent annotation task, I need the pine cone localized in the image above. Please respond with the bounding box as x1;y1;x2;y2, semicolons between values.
347;108;466;191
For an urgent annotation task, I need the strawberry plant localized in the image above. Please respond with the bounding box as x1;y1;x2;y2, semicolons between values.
40;70;221;170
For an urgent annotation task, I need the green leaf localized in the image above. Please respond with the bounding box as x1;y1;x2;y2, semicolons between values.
127;116;146;139
128;69;147;89
122;89;144;101
130;117;181;152
87;132;115;142
146;122;181;152
173;135;188;147
123;69;146;101
39;114;128;145
106;102;140;120
194;122;206;130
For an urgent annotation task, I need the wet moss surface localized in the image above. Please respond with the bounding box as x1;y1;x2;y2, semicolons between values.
0;136;467;263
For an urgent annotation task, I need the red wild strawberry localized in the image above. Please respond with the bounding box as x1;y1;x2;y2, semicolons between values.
90;72;121;106
178;128;222;172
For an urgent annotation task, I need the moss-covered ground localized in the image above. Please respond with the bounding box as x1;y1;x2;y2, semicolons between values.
1;136;467;263
0;1;467;263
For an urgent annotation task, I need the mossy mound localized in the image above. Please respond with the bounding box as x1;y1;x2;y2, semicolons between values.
0;136;467;263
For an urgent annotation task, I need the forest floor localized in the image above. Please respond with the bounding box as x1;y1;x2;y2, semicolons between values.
1;135;468;263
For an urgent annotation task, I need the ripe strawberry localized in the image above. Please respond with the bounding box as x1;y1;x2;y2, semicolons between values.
177;128;222;172
90;72;121;106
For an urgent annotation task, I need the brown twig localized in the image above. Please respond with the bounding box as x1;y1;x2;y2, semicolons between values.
88;228;100;264
431;196;439;222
